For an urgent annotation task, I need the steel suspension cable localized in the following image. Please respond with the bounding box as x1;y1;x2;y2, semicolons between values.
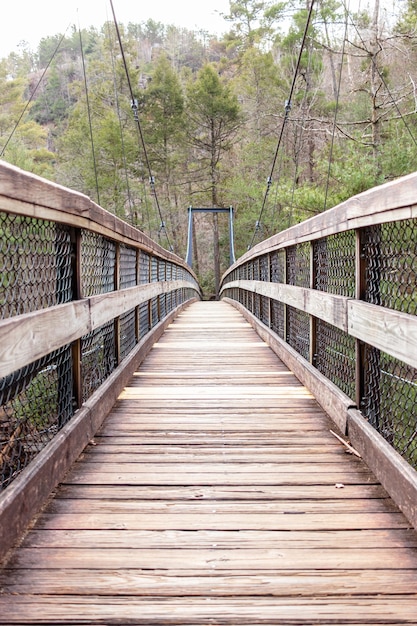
248;0;316;250
109;0;173;251
0;27;70;158
106;18;135;224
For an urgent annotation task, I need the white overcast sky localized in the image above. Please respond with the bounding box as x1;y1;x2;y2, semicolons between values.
0;0;231;58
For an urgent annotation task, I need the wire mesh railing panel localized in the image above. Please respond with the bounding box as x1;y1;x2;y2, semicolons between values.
119;309;137;361
139;302;150;339
287;305;310;361
315;319;356;401
151;297;159;328
361;345;417;469
120;245;137;289
159;294;167;320
139;252;150;284
270;250;285;283
271;299;285;339
363;220;417;314
287;242;310;288
81;231;115;296
81;321;116;402
0;345;73;490
314;232;356;296
0;213;73;319
260;255;269;281
260;295;269;326
151;258;158;283
158;260;166;281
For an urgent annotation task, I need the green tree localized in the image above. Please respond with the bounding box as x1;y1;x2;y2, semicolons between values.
0;60;54;176
186;64;241;296
139;53;186;251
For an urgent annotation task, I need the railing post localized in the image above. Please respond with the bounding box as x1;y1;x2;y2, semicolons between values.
310;241;316;365
135;249;140;342
355;230;366;409
283;248;288;343
267;252;272;329
71;228;83;409
114;243;121;365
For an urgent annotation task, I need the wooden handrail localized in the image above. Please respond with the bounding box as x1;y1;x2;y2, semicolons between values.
220;171;417;529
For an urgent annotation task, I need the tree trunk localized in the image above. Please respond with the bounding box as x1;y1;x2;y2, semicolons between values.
370;0;382;176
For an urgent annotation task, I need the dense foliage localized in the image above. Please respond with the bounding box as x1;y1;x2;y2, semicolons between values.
1;0;417;296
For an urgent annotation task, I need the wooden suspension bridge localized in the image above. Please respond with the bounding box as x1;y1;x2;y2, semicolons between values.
0;160;417;623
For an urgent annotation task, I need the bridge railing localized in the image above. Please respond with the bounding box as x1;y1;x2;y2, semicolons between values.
0;161;200;556
221;172;417;528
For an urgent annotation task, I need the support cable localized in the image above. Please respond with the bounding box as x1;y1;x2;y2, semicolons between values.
79;21;101;205
0;27;70;158
248;0;316;250
106;18;135;224
286;26;316;230
109;0;173;252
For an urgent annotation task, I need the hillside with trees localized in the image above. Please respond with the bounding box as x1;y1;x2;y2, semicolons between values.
1;0;417;296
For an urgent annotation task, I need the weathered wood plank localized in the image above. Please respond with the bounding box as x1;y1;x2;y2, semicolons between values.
1;595;417;624
2;569;417;597
348;300;417;369
0;281;192;378
9;547;417;570
19;528;417;549
34;511;407;530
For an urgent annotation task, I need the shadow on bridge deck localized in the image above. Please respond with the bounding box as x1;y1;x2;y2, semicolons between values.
0;301;417;624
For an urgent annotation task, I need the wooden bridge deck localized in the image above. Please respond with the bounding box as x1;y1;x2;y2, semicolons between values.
1;301;417;624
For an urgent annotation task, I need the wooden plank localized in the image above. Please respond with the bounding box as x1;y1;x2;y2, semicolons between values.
8;547;417;570
348;408;417;531
2;569;417;597
348;300;417;369
0;161;197;273
1;595;417;623
222;170;417;269
35;512;407;530
228;280;349;331
0;281;193;378
19;528;417;549
54;483;389;500
1;300;417;626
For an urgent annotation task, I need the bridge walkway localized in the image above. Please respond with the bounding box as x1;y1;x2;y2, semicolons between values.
0;301;417;624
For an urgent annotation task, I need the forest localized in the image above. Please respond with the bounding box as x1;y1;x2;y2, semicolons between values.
1;0;417;296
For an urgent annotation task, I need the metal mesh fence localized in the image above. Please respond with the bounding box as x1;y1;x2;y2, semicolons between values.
315;319;356;401
139;252;150;284
314;231;356;296
81;321;116;402
0;213;73;318
287;305;310;361
270;250;286;283
271;299;285;339
139;302;150;339
0;345;73;490
151;297;159;328
120;245;137;289
81;230;115;296
361;345;417;468
119;309;137;361
287;242;310;288
363;220;417;314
